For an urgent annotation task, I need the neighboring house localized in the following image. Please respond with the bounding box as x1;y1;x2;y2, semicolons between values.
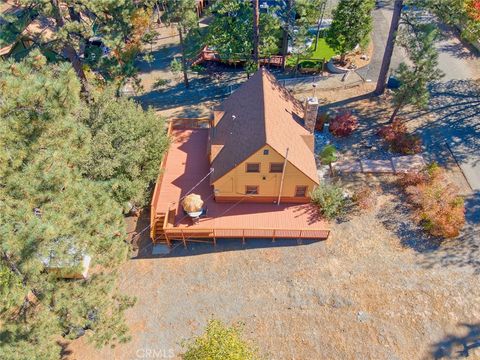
209;68;319;203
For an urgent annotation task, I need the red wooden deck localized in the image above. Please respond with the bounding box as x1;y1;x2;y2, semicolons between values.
151;128;329;243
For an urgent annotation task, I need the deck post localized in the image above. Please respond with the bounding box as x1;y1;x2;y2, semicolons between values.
181;229;187;248
213;229;217;247
272;229;276;243
242;229;245;245
298;230;303;245
165;231;171;248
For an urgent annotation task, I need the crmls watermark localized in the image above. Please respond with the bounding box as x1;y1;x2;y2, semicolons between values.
136;348;175;359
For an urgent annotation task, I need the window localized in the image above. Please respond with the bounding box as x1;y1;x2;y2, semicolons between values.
295;186;308;197
270;163;284;173
246;185;259;195
246;163;260;173
263;149;269;155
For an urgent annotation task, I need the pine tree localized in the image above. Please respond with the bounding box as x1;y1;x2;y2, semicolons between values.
163;0;199;88
83;87;170;210
389;23;444;121
0;50;168;359
205;0;281;67
0;1;152;92
326;0;375;64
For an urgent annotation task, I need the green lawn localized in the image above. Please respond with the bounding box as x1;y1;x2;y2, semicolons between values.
286;37;337;68
310;38;337;60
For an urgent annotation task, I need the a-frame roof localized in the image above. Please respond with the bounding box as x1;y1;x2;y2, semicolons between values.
210;68;319;184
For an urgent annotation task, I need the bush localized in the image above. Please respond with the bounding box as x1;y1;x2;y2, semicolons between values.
378;118;422;154
152;78;170;90
329;111;358;137
310;183;346;220
170;58;182;73
398;171;429;188
401;164;465;238
182;320;258;360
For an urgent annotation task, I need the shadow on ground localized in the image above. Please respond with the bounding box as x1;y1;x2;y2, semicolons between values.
411;80;480;167
138;238;323;259
429;323;480;359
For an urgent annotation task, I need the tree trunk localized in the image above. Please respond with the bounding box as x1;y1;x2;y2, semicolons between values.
253;0;260;68
281;0;293;69
63;44;90;94
294;54;300;76
178;28;189;88
390;104;402;122
68;6;81;22
375;0;404;95
50;0;90;94
329;163;334;177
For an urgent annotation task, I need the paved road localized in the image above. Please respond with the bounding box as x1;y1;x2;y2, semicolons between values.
365;0;407;82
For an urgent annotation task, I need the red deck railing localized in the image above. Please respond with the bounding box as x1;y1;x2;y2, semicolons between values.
162;227;330;247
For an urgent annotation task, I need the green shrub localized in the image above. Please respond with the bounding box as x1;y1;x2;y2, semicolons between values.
319;144;337;176
152;78;170;90
310;183;346;220
182;320;258;360
170;58;182;73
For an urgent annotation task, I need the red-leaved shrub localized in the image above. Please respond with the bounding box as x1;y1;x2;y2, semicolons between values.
378;118;422;155
329;112;358;137
400;164;465;238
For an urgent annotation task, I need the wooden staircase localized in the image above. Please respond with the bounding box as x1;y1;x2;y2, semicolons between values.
151;213;167;244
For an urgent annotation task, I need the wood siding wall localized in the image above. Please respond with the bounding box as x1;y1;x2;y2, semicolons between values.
212;145;317;202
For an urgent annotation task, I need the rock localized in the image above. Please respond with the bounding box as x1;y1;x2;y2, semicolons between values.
357;311;370;323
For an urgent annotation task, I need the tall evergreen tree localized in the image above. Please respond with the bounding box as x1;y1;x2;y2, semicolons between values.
205;0;281;66
326;0;375;63
389;23;444;121
83;87;169;210
0;50;168;359
163;0;198;88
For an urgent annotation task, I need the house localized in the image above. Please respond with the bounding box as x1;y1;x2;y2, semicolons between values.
209;67;319;204
149;68;328;246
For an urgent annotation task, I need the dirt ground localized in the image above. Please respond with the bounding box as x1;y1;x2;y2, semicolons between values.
67;177;480;359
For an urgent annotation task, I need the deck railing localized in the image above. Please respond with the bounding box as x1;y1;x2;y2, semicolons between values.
150;121;174;239
170;117;210;129
162;227;330;247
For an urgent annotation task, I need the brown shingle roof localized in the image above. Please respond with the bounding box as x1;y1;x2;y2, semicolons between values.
210;68;319;184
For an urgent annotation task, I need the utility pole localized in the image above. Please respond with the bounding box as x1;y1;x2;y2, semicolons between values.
375;0;404;95
253;0;260;68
